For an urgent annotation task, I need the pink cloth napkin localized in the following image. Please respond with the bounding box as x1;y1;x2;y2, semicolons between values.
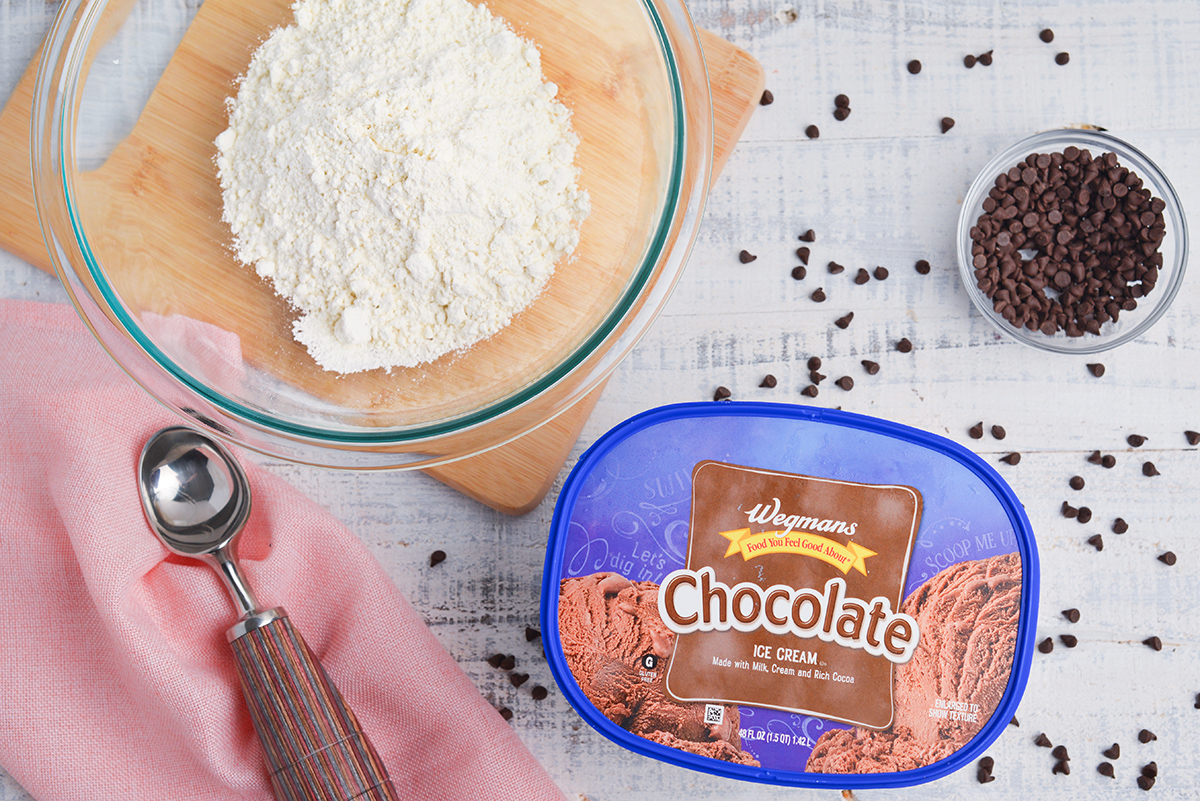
0;298;567;801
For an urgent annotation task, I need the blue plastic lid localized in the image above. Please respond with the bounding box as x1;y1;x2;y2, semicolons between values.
542;402;1039;788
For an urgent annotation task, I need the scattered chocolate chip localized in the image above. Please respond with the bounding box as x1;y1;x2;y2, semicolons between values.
1138;729;1157;743
500;654;516;670
1060;634;1078;648
525;626;541;642
991;425;1007;440
1187;430;1200;446
1102;454;1117;469
1035;733;1054;747
429;549;447;567
739;249;757;264
1069;475;1085;490
1142;762;1158;778
1056;51;1070;65
862;360;880;375
1040;28;1055;43
1142;461;1160;477
791;265;808;280
915;259;931;274
855;268;870;284
979;756;995;771
811;288;827;302
805;124;820;139
1098;762;1114;777
1137;775;1155;791
968;422;984;439
497;706;513;721
835;93;850;108
1062;501;1079;519
836;376;855;391
896;337;913;353
1052;745;1070;761
799;229;816;242
1158;551;1177;566
1127;434;1147;447
759;89;774;106
510;672;530;687
964;54;977;68
1010;716;1019;727
713;386;731;401
978;50;994;66
1087;363;1106;377
977;767;995;784
1088;450;1104;464
531;684;549;700
1143;636;1163;651
1087;534;1103;551
907;59;922;74
1195;692;1200;709
833;107;850;121
760;374;778;388
828;261;845;274
1077;506;1093;523
1063;608;1081;623
1053;760;1070;775
873;266;889;280
487;653;506;668
941;117;955;134
807;357;822;371
1104;743;1121;760
1113;518;1129;534
1038;637;1054;654
1000;452;1021;465
796;246;811;264
835;312;854;329
809;370;826;384
801;385;819;398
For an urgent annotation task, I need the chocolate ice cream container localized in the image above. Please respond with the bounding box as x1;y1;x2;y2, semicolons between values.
542;402;1039;788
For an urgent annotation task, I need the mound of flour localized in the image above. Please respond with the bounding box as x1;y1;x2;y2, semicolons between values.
215;0;589;373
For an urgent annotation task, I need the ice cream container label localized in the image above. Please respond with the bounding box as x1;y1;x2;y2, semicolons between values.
543;402;1039;788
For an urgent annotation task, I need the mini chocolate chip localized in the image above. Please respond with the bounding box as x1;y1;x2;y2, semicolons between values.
907;59;922;74
977;767;995;784
791;265;807;280
862;360;880;375
963;54;977;68
1142;461;1160;476
1104;743;1121;760
836;376;855;391
1127;434;1147;447
510;672;530;687
799;229;816;242
525;626;541;642
1138;729;1157;743
811;288;827;302
835;312;854;329
1063;608;1081;623
855;268;870;284
1000;452;1021;465
1098;762;1114;778
833;107;850;121
915;259;931;274
429;549;447;567
968;422;984;439
1062;501;1078;519
1077;506;1093;524
713;386;732;401
1040;28;1055;43
896;337;913;353
1101;454;1117;468
796;246;811;264
1056;52;1070;65
1087;534;1103;551
1113;518;1129;534
500;654;516;670
1053;760;1070;775
1069;476;1085;490
1060;634;1078;648
828;261;845;274
760;374;778;388
941;117;955;134
1137;775;1155;791
1088;450;1104;464
805;124;820;139
978;49;994;66
1087;363;1105;377
487;653;506;668
1187;430;1200;446
979;756;995;771
807;357;822;371
801;385;819;398
1010;716;1019;727
1052;745;1070;761
810;370;826;385
497;706;513;721
991;425;1007;440
1195;692;1200;709
1038;637;1054;654
1036;733;1053;747
1142;762;1158;778
835;93;850;108
759;89;774;106
739;249;757;264
1143;637;1163;651
531;684;549;700
1158;551;1177;566
873;266;889;280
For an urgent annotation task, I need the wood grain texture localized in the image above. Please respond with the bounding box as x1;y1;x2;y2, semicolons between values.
4;1;1200;801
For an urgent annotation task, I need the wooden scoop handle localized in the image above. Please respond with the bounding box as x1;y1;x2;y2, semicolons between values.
229;611;397;801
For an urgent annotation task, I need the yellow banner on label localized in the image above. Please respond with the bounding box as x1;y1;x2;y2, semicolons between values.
718;528;877;576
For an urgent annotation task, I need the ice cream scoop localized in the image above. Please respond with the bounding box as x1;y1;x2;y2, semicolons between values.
138;426;396;801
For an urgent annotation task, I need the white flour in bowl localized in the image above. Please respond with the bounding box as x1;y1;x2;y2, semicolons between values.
215;0;590;373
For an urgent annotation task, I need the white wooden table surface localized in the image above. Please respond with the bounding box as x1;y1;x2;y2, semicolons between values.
4;0;1200;799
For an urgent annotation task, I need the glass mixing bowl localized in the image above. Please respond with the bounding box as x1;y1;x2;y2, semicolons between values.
32;0;712;468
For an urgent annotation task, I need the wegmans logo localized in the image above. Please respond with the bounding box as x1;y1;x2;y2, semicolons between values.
723;496;876;575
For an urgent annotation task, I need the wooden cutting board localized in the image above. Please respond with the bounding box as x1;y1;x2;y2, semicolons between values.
0;12;763;515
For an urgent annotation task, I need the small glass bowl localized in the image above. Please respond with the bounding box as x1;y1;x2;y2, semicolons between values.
956;128;1188;354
